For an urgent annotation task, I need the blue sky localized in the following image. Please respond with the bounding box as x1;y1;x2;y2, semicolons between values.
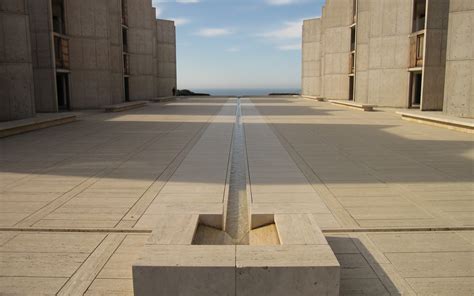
152;0;324;90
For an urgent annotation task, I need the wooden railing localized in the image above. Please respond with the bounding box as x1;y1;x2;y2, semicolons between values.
54;34;70;70
409;30;425;68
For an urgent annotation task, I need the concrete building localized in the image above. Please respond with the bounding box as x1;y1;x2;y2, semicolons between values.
0;0;36;121
302;0;473;118
443;0;474;118
0;0;177;121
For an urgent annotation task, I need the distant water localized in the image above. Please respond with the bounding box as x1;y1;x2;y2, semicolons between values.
191;88;301;96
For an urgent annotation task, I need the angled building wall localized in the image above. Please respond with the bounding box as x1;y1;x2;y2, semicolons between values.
421;0;449;111
155;19;176;97
357;0;412;107
127;0;155;101
66;0;122;109
27;0;56;113
443;0;474;118
320;0;353;100
0;0;36;121
301;18;321;97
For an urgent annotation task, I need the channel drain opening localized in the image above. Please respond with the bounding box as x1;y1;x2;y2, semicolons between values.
193;98;279;246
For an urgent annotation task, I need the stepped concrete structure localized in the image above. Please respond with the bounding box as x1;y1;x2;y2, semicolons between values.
302;0;473;119
0;0;177;121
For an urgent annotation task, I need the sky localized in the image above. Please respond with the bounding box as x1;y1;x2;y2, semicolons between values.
152;0;324;90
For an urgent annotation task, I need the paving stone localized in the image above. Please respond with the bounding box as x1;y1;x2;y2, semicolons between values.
368;232;474;252
0;252;87;277
385;252;474;278
0;232;105;253
0;277;68;295
406;277;474;296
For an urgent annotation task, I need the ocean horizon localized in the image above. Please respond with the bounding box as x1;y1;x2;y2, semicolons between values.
189;88;301;96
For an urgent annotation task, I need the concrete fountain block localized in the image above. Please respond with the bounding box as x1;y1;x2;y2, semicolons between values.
236;245;340;296
133;245;236;296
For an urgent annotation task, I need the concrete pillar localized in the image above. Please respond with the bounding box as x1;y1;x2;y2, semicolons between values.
127;0;155;101
301;18;321;97
0;0;36;121
443;0;474;118
27;0;57;113
421;0;450;111
156;19;176;97
320;0;353;100
65;0;119;109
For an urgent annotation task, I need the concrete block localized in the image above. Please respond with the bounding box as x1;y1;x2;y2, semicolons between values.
133;245;236;296
236;245;340;296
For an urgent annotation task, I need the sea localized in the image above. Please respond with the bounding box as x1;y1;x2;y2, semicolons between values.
190;88;301;96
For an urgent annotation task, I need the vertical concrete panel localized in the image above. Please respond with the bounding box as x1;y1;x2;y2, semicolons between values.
320;0;353;100
156;19;176;97
443;2;474;118
27;0;57;113
0;1;36;121
128;0;155;100
365;0;411;107
301;18;321;97
65;0;118;108
421;0;450;111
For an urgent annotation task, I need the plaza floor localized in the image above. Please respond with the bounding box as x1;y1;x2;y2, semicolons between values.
0;96;473;295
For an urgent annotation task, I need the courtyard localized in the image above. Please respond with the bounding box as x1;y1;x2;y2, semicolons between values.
0;96;473;295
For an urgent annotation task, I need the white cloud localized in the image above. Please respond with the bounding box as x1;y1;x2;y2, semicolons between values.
177;0;200;3
265;0;303;5
277;43;301;50
227;47;241;52
259;20;302;39
196;28;233;37
173;17;190;26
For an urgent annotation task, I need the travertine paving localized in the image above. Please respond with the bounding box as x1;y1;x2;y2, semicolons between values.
0;96;473;295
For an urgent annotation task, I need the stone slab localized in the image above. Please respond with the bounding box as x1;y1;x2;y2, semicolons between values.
0;113;77;138
397;110;474;133
103;101;147;113
329;100;376;111
236;245;340;296
133;245;236;296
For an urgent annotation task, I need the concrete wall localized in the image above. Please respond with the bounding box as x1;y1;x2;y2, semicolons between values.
421;0;449;111
301;18;321;97
320;0;353;100
0;0;36;121
443;0;474;118
155;19;176;97
66;0;122;109
355;0;412;107
128;0;155;101
27;0;56;113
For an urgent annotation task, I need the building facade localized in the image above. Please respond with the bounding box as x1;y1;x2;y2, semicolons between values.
0;0;177;121
302;0;473;118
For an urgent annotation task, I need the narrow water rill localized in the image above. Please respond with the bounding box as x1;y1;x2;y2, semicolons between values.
224;97;250;244
192;98;279;246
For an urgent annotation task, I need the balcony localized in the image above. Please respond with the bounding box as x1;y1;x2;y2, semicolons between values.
409;30;425;68
54;34;70;70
